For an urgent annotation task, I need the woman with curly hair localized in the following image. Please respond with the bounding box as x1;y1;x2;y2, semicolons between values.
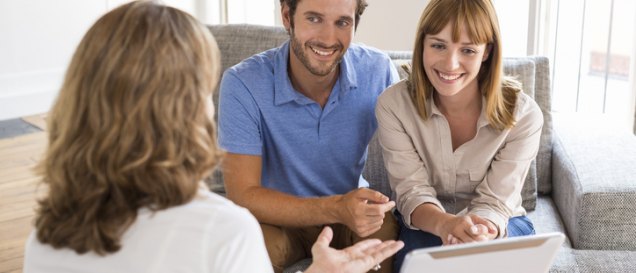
23;1;402;272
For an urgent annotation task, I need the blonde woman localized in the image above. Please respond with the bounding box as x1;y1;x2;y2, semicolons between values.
23;1;402;272
375;0;543;271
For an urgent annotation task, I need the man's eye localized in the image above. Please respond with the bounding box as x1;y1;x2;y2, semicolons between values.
337;20;350;27
308;16;320;23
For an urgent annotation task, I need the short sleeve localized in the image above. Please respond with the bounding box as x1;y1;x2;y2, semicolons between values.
218;70;263;155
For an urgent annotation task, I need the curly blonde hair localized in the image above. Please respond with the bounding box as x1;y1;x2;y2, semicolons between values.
35;0;222;255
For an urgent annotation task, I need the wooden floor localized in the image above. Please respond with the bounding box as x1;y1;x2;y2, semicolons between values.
0;132;47;273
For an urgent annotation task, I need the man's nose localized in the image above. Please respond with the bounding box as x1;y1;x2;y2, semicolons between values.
316;24;338;47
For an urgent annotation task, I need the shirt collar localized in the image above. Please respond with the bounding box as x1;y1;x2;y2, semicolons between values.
428;94;490;128
273;41;358;106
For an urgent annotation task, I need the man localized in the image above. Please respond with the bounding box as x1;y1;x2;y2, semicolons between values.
218;0;399;272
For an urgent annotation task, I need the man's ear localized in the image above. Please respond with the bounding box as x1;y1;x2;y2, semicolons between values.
482;43;493;62
281;3;291;32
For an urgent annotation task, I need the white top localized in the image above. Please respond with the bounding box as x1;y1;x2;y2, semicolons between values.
24;189;274;273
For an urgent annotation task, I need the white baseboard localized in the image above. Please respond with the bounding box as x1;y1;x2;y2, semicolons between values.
0;69;64;121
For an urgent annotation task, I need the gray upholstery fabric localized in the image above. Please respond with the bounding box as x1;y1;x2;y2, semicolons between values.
529;57;554;194
552;116;636;250
504;58;536;98
547;247;636;273
527;196;572;247
519;196;636;273
572;249;636;272
527;197;575;271
548;248;579;273
208;24;288;76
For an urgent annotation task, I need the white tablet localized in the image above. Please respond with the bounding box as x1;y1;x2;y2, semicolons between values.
400;232;565;273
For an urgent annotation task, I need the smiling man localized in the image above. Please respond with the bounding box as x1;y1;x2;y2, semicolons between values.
217;0;399;272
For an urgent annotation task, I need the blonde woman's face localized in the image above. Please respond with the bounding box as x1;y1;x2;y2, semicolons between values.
422;22;490;98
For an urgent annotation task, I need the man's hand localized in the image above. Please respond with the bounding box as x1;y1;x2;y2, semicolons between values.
441;214;498;245
335;188;395;237
305;226;404;273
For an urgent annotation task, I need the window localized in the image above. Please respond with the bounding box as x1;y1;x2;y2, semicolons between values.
537;0;636;130
493;0;530;57
494;0;636;131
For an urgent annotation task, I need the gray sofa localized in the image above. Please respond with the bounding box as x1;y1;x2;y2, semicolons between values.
207;24;636;273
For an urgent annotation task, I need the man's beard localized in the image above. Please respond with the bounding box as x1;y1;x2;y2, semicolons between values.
290;28;344;77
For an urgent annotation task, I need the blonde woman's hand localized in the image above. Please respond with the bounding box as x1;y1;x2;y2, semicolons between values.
304;226;404;273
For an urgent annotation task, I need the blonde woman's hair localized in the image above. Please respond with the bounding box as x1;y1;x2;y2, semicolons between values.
34;0;222;255
408;0;520;130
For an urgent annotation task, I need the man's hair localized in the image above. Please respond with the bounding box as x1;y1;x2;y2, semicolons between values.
34;0;222;255
280;0;368;29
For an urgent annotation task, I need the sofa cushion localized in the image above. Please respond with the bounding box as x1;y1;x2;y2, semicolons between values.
522;57;553;195
552;115;636;250
208;24;288;75
526;196;572;247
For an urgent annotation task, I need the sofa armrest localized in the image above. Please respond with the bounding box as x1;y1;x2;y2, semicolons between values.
551;114;636;250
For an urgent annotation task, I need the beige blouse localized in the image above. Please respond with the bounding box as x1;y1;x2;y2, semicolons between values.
375;80;543;237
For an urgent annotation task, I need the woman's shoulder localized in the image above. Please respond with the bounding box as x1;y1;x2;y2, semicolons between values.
512;92;543;129
378;79;410;105
191;190;255;219
515;92;541;115
148;190;257;230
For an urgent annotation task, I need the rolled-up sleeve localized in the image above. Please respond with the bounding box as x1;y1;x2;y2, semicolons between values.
375;84;443;229
469;96;543;238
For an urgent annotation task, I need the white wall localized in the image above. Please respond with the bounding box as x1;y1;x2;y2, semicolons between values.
0;0;420;120
354;0;427;51
0;0;104;121
0;0;219;121
274;0;426;51
1;0;552;121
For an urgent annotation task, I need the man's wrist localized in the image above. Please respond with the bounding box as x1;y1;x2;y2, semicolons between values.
321;194;342;224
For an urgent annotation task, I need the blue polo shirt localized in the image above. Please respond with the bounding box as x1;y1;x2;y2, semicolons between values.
218;41;398;197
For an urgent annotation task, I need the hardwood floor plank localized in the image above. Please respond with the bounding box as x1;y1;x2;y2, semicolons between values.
0;132;46;150
0;257;25;273
0;132;46;273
